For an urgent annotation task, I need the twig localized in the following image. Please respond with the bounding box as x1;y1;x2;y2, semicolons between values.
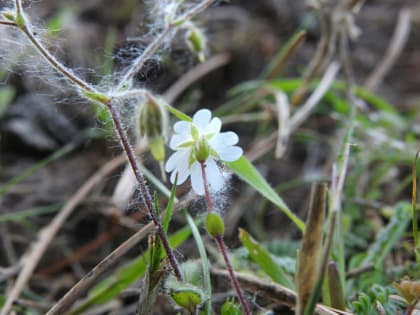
116;0;216;90
364;9;411;92
46;220;155;315
0;156;126;315
210;267;353;315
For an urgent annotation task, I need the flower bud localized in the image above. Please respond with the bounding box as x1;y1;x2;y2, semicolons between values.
185;24;206;62
2;11;15;22
170;286;205;313
205;212;225;237
137;95;168;162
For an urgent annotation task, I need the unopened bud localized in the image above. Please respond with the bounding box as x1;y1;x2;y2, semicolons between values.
2;12;15;22
170;286;204;313
137;95;169;162
205;212;225;237
185;25;206;62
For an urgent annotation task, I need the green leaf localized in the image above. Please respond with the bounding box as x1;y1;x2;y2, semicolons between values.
185;211;212;315
163;176;178;234
67;225;194;315
166;104;192;122
239;228;294;289
361;202;411;268
226;156;304;231
221;298;243;315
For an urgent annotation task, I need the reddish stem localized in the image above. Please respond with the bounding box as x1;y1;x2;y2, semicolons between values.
200;161;213;210
108;101;183;281
200;161;250;315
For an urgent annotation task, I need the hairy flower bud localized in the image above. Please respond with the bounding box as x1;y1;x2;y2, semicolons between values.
185;24;206;62
137;94;169;162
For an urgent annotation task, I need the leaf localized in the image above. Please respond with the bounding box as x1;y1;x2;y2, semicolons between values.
239;228;294;289
166;104;192;122
226;156;304;231
361;202;411;268
185;211;212;315
163;177;178;234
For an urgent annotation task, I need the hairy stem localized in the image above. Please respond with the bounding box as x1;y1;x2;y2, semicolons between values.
16;13;96;93
200;162;251;315
107;101;183;280
116;0;216;90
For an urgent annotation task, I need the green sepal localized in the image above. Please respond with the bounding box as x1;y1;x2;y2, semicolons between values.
149;136;165;162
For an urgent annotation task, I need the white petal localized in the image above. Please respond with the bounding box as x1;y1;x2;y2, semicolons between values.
192;109;212;130
190;161;205;195
209;131;239;151
170;165;190;185
205;158;224;192
203;117;221;135
217;146;243;162
173;121;190;134
165;150;188;172
167;151;191;185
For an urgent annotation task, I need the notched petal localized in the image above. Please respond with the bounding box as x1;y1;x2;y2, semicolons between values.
192;109;211;130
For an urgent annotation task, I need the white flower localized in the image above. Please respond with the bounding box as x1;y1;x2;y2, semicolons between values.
165;109;242;195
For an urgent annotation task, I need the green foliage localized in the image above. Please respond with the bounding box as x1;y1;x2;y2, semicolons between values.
351;285;403;315
361;203;411;268
226;156;305;231
186;212;212;315
221;298;244;315
239;229;294;289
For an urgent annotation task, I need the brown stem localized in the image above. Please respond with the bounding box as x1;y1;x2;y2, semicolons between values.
107;100;182;281
0;20;17;26
200;160;250;315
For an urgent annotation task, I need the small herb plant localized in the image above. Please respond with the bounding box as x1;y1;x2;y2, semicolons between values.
0;1;418;315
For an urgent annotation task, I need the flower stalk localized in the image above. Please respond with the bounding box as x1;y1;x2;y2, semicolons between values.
200;162;251;315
